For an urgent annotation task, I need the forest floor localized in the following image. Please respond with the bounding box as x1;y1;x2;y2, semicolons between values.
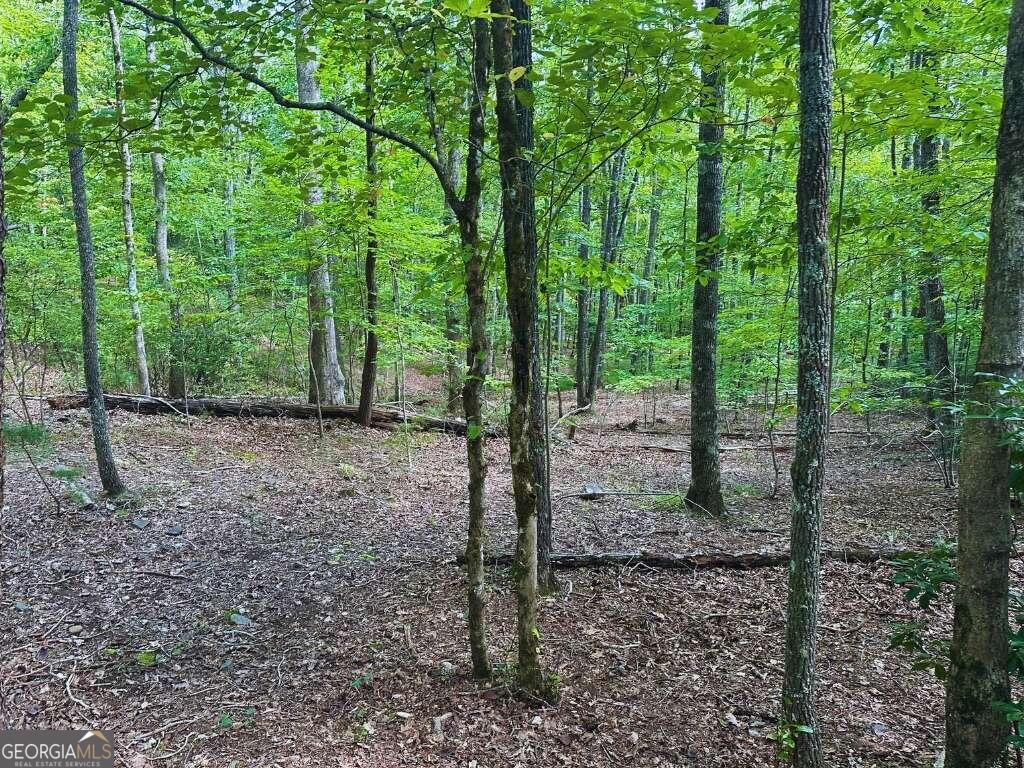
0;379;991;767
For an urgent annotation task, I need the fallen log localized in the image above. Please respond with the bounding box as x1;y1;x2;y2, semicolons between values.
458;547;911;571
47;392;489;436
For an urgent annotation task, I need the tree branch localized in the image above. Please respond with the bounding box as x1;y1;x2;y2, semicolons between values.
113;0;458;205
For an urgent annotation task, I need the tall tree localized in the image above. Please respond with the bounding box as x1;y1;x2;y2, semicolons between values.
585;149;626;406
356;41;379;427
781;0;833;763
108;9;151;397
944;1;1024;763
295;0;346;406
63;0;125;496
146;29;186;398
491;0;554;699
460;18;493;677
685;0;728;518
575;183;592;407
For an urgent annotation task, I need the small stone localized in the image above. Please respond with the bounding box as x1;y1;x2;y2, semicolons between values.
132;517;150;530
69;625;84;635
395;712;413;720
228;613;252;626
530;715;543;727
870;722;888;736
14;601;32;612
165;523;184;536
432;713;451;734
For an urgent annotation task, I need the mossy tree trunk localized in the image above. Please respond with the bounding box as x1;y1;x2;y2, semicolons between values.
944;2;1024;763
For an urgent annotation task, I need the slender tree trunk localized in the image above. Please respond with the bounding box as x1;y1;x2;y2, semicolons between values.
460;18;493;678
878;306;892;368
575;183;592;407
224;177;239;314
146;31;186;399
357;44;379;426
781;0;833;764
586;150;630;406
63;0;125;497
0;97;8;509
445;298;462;412
108;10;151;397
639;178;660;313
491;0;554;700
945;3;1024;763
686;0;728;518
296;0;346;406
918;123;953;402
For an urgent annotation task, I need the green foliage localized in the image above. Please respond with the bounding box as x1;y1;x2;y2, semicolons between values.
891;540;958;611
3;421;51;452
773;720;814;764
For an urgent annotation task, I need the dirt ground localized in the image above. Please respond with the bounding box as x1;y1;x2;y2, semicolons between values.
0;383;986;767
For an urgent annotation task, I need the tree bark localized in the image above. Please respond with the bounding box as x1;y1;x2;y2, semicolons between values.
575;183;592;407
459;17;493;679
108;9;152;397
491;0;554;700
0;97;7;510
295;0;346;407
586;150;627;406
145;31;186;399
639;177;660;316
357;43;379;426
63;0;125;497
944;3;1024;764
782;0;833;764
686;0;728;518
224;177;239;314
918;127;953;402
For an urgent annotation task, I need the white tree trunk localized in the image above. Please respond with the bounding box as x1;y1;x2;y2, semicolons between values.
295;0;346;405
108;9;151;396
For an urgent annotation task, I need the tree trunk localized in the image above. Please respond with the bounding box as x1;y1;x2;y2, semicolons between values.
146;31;186;399
491;0;554;700
296;0;346;407
0;95;8;510
224;177;239;314
459;18;493;679
575;183;592;407
944;3;1024;763
63;0;125;497
686;0;728;518
782;0;833;764
586;150;630;405
918;128;953;400
108;9;151;397
639;177;660;315
445;298;462;412
357;45;379;426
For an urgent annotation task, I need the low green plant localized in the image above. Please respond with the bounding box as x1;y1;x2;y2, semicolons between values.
773;719;813;764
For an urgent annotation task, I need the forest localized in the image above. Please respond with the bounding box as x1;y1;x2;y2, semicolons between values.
1;0;1023;763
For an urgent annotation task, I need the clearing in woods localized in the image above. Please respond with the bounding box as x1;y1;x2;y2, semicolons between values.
1;384;969;766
